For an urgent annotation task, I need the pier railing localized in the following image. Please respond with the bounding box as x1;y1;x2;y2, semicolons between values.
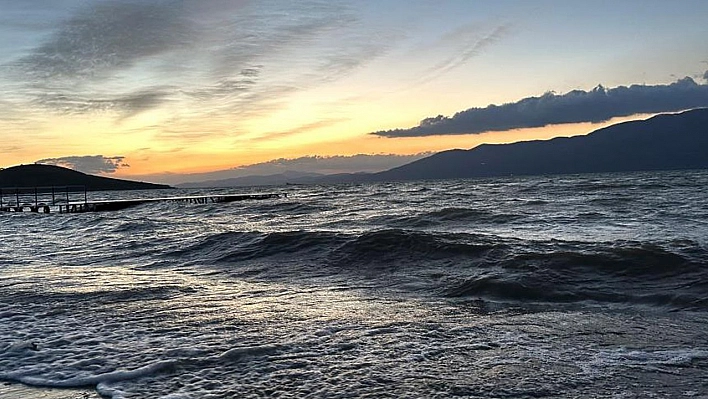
0;186;87;213
1;186;282;214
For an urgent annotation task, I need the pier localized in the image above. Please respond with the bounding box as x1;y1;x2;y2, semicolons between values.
0;186;282;214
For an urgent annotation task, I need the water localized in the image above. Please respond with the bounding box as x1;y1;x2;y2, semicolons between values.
1;170;707;398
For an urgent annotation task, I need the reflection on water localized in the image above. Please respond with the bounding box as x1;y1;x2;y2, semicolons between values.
1;170;707;398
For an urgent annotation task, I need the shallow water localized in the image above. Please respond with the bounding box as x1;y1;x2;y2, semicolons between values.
1;170;707;398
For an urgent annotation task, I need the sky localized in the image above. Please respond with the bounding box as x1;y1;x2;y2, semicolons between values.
1;0;707;183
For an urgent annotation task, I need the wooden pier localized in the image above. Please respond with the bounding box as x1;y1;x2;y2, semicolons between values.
0;186;282;214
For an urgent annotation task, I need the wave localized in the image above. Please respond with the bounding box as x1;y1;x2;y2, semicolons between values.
164;226;708;309
328;230;500;269
249;201;330;215
427;207;522;224
588;197;636;206
168;230;346;264
443;275;708;310
112;220;161;233
367;208;523;228
170;229;501;265
523;199;548;206
505;242;702;277
442;240;708;309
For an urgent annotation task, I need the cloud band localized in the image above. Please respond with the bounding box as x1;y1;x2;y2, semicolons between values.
372;77;708;137
35;155;129;174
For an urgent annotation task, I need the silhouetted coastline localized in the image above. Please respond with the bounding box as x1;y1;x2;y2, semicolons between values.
0;164;171;191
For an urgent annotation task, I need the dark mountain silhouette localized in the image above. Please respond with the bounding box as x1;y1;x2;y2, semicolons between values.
171;109;708;188
370;108;708;181
0;164;172;190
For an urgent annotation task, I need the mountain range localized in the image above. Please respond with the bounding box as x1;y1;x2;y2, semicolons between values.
179;108;708;187
3;109;706;189
372;108;708;181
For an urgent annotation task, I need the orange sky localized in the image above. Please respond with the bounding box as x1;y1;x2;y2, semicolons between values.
107;115;654;177
1;1;707;181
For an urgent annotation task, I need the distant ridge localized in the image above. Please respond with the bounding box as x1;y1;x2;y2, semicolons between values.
71;108;707;189
0;164;172;190
370;108;708;181
177;109;708;188
177;170;324;188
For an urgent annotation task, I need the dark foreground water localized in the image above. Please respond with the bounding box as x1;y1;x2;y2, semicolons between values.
1;170;707;398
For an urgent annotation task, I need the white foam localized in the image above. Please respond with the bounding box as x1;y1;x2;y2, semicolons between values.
584;347;708;374
3;340;40;353
158;394;191;399
215;344;279;361
8;360;176;389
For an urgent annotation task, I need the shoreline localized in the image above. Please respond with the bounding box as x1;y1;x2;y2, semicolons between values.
0;382;102;398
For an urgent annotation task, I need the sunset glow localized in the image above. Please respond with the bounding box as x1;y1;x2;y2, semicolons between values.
1;1;707;182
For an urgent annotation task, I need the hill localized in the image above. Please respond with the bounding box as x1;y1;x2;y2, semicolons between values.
371;108;708;181
0;164;172;190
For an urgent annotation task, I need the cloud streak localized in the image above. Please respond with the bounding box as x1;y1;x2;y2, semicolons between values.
372;77;708;137
32;87;172;116
6;0;392;123
249;119;349;143
422;24;510;83
35;155;129;174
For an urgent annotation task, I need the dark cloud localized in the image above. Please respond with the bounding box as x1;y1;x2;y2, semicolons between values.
35;155;129;174
183;2;384;117
8;0;390;121
10;0;193;117
373;77;708;137
33;87;171;116
111;89;171;117
21;1;191;81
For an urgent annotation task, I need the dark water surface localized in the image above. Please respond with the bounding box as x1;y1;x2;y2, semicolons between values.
1;170;707;398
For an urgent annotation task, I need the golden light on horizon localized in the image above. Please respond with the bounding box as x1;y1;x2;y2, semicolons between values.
1;1;706;180
107;113;656;178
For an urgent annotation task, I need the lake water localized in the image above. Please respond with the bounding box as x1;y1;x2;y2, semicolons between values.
1;170;707;398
